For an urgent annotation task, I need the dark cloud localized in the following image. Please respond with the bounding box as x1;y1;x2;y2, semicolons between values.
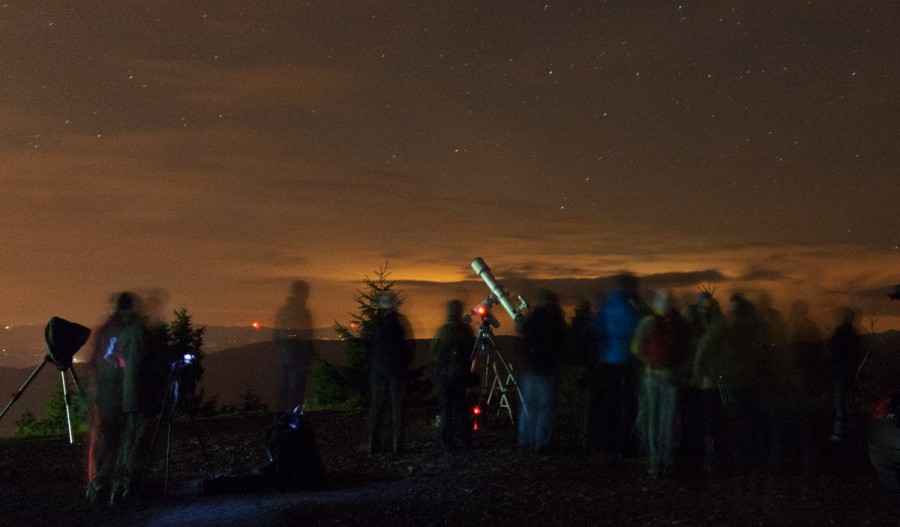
739;266;786;282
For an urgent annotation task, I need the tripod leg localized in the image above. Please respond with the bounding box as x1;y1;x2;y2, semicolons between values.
139;378;176;495
186;412;216;478
67;366;86;399
61;371;75;444
495;349;526;419
164;416;174;497
0;358;49;421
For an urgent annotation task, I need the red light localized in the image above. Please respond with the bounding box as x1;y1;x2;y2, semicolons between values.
251;321;261;330
873;397;893;420
476;305;487;316
473;406;481;415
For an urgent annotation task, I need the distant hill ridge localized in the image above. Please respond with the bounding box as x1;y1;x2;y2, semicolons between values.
0;335;522;436
2;332;898;438
0;324;338;369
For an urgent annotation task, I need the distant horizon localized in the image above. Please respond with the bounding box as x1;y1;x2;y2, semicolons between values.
3;313;900;371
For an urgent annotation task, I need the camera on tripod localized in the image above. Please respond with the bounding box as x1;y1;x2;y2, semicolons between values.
170;352;201;383
179;353;196;365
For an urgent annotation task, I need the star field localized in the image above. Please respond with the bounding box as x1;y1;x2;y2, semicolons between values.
0;1;897;334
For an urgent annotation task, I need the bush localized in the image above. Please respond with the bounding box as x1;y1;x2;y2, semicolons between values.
14;385;88;438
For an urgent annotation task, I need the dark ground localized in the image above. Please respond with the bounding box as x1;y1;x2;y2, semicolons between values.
0;406;896;527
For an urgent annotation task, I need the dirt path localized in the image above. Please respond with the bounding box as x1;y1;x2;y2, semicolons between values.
1;409;897;526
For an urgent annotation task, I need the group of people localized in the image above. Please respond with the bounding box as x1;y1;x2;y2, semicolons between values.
423;273;866;481
82;276;866;504
515;273;866;479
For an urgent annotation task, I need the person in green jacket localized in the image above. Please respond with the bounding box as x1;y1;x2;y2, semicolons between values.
86;292;149;505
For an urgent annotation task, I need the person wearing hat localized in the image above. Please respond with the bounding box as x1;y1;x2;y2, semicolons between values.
367;291;414;454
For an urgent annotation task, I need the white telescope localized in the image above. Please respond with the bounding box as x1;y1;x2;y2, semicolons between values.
471;257;528;324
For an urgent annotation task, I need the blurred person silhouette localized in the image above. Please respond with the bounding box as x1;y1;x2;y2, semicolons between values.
632;290;691;478
429;299;477;450
676;290;715;470
770;299;824;476
691;293;731;473
517;290;569;454
752;293;806;475
367;292;413;454
592;273;645;457
583;291;606;452
726;292;768;471
86;292;153;505
755;292;787;354
829;306;863;442
274;280;316;411
785;300;825;410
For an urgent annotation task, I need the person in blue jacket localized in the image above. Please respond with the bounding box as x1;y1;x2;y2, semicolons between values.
591;273;645;457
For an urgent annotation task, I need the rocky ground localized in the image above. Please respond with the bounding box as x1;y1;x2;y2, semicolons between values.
0;407;896;527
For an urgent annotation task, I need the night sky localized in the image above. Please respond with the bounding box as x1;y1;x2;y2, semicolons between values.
1;2;898;336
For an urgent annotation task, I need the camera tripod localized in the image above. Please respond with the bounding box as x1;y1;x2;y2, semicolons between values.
0;317;90;444
142;365;216;497
0;355;85;443
469;319;525;425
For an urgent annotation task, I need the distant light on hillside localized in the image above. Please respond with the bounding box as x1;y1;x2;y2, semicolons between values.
252;321;261;330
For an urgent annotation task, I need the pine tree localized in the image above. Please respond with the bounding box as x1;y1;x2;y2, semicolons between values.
166;308;209;415
144;308;211;416
311;264;398;409
236;385;268;414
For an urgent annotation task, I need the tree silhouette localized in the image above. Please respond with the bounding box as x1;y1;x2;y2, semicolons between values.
146;308;215;416
311;264;398;409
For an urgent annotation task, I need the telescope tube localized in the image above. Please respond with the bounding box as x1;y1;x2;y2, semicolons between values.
471;257;524;323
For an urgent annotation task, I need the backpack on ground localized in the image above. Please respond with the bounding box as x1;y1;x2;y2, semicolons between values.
266;408;325;490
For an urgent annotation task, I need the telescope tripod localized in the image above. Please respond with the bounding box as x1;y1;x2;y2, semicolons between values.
0;355;85;444
469;322;525;426
142;373;216;497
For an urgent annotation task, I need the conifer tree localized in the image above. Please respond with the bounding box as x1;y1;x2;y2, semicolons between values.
165;308;209;415
144;308;212;416
311;264;398;409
